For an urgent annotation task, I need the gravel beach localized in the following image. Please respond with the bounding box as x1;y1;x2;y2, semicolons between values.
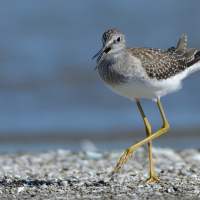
0;147;200;199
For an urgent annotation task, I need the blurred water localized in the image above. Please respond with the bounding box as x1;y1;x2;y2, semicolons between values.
0;1;200;152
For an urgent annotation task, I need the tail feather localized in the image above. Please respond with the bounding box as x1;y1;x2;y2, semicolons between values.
174;34;187;55
183;48;197;62
195;50;200;57
167;35;200;67
187;50;200;67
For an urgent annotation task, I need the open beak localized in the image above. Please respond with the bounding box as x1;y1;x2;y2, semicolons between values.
92;46;105;60
92;46;111;70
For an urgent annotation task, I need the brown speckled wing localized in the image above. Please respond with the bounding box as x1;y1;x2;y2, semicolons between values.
130;47;185;80
130;44;199;80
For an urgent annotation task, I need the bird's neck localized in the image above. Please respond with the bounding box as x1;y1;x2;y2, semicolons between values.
97;51;128;85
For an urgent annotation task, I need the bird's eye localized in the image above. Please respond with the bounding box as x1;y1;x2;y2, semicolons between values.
116;37;121;43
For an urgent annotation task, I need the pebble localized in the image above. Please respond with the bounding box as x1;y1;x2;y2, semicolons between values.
0;147;199;199
17;187;25;193
188;174;197;180
138;184;144;188
167;187;174;193
14;175;21;179
60;180;69;187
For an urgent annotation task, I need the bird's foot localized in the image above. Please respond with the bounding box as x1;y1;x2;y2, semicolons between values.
114;146;135;173
144;173;161;183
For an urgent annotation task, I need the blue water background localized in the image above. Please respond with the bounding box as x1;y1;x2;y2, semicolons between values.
0;1;200;152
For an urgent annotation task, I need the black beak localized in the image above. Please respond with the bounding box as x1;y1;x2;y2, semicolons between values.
93;46;111;71
92;46;105;60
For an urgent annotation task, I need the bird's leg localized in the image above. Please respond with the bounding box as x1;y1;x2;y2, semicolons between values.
114;99;169;183
135;100;159;183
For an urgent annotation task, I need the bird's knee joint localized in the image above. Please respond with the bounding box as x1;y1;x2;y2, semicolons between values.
162;123;169;131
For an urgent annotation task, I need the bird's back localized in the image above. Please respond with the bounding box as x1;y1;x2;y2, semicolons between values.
128;34;200;80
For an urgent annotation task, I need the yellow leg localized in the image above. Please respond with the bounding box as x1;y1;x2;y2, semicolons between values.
136;99;159;183
114;99;169;183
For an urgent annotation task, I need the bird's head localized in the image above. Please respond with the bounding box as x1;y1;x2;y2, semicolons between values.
92;29;126;67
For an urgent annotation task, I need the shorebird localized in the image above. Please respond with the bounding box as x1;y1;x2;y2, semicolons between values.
92;29;200;183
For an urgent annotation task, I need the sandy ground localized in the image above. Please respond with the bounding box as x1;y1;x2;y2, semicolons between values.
0;147;200;199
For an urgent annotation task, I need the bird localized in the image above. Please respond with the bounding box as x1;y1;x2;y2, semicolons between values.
92;28;200;183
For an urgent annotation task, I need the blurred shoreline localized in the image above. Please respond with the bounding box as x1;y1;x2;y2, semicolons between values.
0;128;199;153
0;128;200;142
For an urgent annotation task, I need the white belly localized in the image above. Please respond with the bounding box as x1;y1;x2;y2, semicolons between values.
105;75;182;101
106;80;158;100
104;61;200;101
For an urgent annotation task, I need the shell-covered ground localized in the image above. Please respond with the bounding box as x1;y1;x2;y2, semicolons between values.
0;147;200;199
